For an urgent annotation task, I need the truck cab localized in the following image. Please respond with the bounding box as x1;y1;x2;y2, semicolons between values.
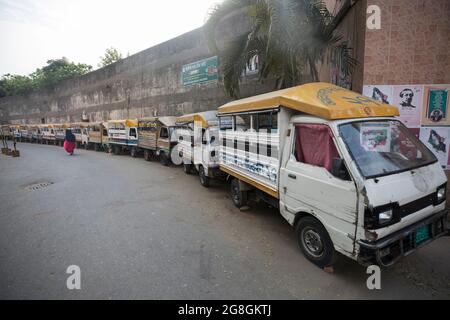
217;82;449;268
107;119;138;155
136;116;177;165
176;111;222;187
82;122;104;151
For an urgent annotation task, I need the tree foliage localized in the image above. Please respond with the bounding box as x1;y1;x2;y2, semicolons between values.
98;47;123;67
0;57;92;97
205;0;357;98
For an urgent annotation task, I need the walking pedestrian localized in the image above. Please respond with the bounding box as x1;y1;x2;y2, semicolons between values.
64;129;76;155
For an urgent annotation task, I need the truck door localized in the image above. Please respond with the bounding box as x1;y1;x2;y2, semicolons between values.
279;123;358;255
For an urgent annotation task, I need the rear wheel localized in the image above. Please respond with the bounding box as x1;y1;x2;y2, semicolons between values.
113;145;120;155
296;216;336;268
143;149;152;161
230;178;248;208
183;163;193;174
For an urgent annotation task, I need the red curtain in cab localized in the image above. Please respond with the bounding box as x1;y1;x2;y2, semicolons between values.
294;124;339;173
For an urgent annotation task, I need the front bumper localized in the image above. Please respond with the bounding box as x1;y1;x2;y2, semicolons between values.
357;209;449;267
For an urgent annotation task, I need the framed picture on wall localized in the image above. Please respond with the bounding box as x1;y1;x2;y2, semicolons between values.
393;85;423;127
421;85;450;126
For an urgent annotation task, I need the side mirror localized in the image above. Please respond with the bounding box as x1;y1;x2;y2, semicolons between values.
331;157;350;180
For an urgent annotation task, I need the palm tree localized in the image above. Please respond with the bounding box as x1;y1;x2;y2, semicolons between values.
205;0;357;98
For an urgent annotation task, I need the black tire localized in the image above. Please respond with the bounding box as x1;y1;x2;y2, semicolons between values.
84;143;89;150
199;165;210;187
160;152;169;166
183;163;193;174
113;145;120;155
94;144;99;152
296;216;336;268
230;178;248;208
144;149;151;161
130;147;137;158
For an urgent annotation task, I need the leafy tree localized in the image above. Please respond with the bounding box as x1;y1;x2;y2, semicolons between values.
98;47;123;67
0;57;92;97
205;0;357;98
31;58;92;88
0;74;35;97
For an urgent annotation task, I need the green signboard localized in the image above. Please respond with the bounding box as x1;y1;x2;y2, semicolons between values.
182;56;218;86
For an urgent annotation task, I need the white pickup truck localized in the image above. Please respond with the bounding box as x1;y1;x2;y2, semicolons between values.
216;82;449;268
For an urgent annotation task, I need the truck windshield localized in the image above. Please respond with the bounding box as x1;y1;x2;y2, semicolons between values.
339;120;437;179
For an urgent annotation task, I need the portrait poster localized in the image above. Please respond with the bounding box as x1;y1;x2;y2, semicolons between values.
360;123;391;152
421;85;450;126
393;85;423;127
363;85;394;105
419;127;450;168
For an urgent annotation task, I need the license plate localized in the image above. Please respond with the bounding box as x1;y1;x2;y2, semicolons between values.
416;225;430;245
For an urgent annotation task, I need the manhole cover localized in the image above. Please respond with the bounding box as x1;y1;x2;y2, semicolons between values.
24;181;54;191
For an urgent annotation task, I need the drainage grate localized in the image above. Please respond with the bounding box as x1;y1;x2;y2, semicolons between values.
24;181;54;191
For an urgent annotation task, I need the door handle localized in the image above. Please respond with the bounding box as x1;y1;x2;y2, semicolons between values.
288;174;296;179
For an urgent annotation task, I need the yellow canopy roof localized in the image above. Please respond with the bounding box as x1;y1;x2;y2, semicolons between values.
218;82;399;120
176;111;218;128
107;119;138;127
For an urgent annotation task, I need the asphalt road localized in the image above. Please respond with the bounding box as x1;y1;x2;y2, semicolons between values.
0;142;449;299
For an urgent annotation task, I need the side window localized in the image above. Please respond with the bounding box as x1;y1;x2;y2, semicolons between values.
255;111;278;134
129;128;137;137
219;116;233;131
160;127;169;138
235;114;251;132
294;124;350;180
103;129;107;136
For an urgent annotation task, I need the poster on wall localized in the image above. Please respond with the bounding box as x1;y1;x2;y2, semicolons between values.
363;85;394;105
421;85;450;125
419;127;450;168
393;85;423;127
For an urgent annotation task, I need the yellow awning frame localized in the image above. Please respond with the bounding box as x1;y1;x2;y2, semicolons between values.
107;119;138;127
176;113;209;128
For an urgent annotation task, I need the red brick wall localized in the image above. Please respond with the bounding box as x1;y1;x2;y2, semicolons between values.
364;0;450;85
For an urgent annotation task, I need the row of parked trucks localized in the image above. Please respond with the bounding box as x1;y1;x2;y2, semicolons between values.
1;82;448;269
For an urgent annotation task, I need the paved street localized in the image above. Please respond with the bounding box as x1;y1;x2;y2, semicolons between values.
0;142;449;299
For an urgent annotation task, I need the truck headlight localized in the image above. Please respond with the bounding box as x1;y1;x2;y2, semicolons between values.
436;186;446;204
379;209;393;225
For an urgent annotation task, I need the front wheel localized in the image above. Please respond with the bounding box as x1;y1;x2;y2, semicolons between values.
183;163;193;174
130;147;138;158
160;152;170;166
199;165;210;187
84;143;89;150
296;216;336;268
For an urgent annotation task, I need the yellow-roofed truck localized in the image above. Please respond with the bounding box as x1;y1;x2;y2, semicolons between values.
136;117;177;165
217;82;449;269
106;119;138;155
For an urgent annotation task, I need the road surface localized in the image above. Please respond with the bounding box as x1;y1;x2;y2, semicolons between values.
0;142;449;299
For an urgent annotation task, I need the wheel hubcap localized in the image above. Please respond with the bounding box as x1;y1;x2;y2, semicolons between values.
302;229;324;257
